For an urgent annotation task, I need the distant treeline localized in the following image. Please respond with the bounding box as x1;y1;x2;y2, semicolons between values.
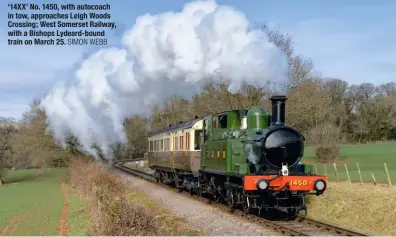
1;24;395;173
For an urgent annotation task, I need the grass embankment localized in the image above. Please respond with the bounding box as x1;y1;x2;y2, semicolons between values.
70;160;203;235
307;182;396;236
0;168;87;235
1;161;201;236
304;142;396;183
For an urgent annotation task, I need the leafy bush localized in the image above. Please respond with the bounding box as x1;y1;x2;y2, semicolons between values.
315;145;340;163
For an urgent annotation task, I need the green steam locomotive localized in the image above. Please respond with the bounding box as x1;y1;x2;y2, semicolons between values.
146;95;327;217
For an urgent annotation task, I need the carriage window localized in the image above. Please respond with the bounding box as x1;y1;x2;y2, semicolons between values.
163;139;166;151
186;132;190;150
194;130;202;150
175;137;179;151
162;139;165;151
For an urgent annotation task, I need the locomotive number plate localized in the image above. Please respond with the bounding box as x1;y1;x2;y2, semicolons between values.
289;180;308;186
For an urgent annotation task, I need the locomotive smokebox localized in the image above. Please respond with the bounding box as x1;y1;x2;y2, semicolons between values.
270;95;287;125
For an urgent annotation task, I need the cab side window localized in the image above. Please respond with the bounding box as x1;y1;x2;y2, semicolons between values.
213;114;227;129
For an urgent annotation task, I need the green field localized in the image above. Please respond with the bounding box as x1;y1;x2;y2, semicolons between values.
0;168;88;235
303;142;396;184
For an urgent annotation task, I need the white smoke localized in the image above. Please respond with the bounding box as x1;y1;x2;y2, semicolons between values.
244;143;261;165
40;0;289;159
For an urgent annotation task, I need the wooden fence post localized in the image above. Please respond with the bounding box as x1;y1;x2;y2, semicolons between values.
333;163;339;182
324;164;327;176
356;163;363;184
384;163;392;187
371;173;377;185
344;164;351;184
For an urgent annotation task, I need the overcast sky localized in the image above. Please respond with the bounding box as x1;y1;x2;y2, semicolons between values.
1;0;395;119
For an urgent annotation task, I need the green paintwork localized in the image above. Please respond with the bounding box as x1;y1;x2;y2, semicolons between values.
247;106;268;130
199;107;307;176
200;109;251;175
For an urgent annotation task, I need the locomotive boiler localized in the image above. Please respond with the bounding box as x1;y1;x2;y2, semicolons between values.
147;95;327;217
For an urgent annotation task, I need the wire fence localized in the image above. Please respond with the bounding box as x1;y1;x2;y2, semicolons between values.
307;162;394;186
120;156;395;187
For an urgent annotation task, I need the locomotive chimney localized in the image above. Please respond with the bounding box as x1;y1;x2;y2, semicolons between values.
269;95;287;125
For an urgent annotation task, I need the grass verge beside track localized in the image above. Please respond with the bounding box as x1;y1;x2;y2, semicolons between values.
306;181;396;236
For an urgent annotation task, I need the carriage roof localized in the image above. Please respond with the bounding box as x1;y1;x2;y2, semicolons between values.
148;117;202;137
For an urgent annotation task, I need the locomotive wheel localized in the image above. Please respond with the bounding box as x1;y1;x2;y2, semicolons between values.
158;173;163;184
285;209;298;221
242;201;250;213
226;188;235;208
214;185;225;203
196;184;203;197
214;193;221;203
241;193;251;214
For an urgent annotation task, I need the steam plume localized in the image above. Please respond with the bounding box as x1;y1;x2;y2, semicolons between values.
40;0;288;159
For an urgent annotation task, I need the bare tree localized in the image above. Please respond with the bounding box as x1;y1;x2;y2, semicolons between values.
13;98;79;168
378;82;396;96
325;78;348;104
115;115;149;160
358;83;376;100
285;78;334;133
258;23;318;88
324;78;349;131
0;117;17;185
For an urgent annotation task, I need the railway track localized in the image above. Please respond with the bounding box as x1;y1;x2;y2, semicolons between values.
113;161;369;236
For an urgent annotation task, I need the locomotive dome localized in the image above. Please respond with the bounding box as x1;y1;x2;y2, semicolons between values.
246;106;269;130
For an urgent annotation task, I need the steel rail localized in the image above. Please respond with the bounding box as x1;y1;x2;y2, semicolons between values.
113;161;369;236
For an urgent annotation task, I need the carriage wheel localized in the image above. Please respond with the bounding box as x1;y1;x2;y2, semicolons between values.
154;170;161;183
